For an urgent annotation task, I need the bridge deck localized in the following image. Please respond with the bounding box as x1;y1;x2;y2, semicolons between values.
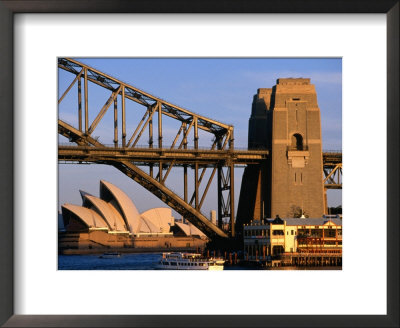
58;145;269;165
59;145;340;166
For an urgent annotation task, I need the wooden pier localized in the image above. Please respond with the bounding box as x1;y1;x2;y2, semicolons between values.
279;252;342;267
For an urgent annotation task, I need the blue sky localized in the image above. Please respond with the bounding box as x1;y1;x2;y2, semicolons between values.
58;58;342;219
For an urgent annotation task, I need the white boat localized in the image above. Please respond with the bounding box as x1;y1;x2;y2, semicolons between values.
157;252;224;270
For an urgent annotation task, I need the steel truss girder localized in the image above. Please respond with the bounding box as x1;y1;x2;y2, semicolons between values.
58;141;340;168
322;152;342;166
217;165;235;236
58;58;230;135
58;137;269;167
323;163;342;189
58;120;104;147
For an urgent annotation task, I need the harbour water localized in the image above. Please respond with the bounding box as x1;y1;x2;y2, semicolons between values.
58;253;161;270
58;253;341;270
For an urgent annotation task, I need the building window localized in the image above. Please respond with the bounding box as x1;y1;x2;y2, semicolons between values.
291;133;303;150
291;230;294;235
325;229;336;238
298;229;306;236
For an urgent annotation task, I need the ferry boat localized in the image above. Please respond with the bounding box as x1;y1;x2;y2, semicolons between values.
157;252;225;270
99;252;121;259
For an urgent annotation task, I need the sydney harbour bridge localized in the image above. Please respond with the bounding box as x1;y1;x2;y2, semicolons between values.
58;58;342;241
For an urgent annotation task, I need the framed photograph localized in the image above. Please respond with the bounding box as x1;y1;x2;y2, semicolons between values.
56;57;343;271
1;1;398;327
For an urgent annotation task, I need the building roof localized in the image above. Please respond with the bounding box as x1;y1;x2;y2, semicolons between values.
60;180;184;236
62;204;109;229
175;221;206;238
79;190;94;201
141;208;174;233
100;180;141;233
281;217;342;226
245;216;342;228
62;180;179;235
137;217;160;233
83;194;127;231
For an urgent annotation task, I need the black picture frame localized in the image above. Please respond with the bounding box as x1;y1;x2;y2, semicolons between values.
0;1;398;327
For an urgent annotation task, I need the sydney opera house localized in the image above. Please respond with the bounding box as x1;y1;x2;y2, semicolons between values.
59;180;207;254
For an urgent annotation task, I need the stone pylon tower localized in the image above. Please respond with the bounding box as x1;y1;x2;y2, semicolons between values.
236;78;325;232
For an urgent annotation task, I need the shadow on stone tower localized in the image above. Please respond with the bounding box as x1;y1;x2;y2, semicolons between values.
236;78;325;234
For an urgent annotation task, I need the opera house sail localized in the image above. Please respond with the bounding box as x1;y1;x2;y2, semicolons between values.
59;180;207;254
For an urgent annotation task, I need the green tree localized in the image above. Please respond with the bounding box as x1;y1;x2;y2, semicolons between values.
288;205;309;218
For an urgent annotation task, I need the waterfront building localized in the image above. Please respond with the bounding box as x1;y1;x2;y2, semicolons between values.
59;180;207;253
243;215;342;260
62;180;175;236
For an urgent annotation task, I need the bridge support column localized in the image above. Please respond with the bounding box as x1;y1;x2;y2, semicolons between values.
122;86;126;147
158;101;162;149
78;77;82;132
195;162;199;210
149;110;153;178
184;165;188;203
217;165;223;229
84;68;88;134
230;163;235;237
113;98;118;147
229;128;235;237
183;122;188;205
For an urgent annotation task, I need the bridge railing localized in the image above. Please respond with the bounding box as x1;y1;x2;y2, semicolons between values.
322;150;342;153
58;142;267;152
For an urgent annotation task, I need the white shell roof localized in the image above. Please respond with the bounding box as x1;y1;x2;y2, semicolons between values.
83;194;127;232
62;204;109;229
137;217;160;233
100;180;141;233
141;208;173;233
175;221;206;238
79;190;94;202
64;181;178;235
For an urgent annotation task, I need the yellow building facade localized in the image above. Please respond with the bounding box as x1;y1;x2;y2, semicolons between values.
243;215;342;260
